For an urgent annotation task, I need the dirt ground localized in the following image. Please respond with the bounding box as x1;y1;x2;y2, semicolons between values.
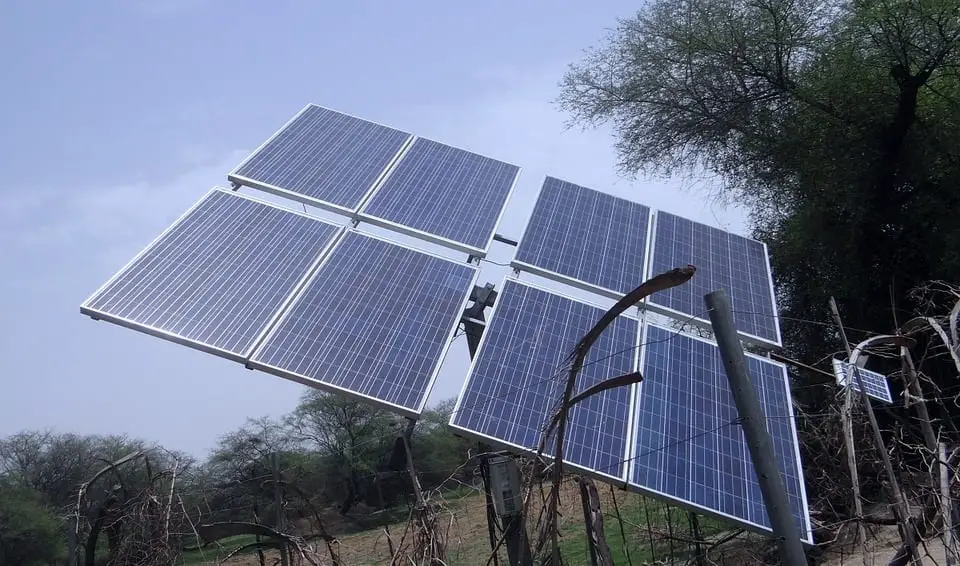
819;524;949;566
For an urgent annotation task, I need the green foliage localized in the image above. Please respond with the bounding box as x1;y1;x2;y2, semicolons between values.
0;479;66;566
0;432;195;566
560;0;960;536
193;393;474;533
1;406;752;565
410;398;477;488
559;0;960;362
0;431;171;510
177;534;260;565
285;391;401;513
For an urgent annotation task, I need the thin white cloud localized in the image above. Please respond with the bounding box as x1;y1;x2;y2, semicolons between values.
0;150;247;268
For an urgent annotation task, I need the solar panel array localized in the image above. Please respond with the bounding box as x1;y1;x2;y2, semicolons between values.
452;165;804;542
450;279;811;543
359;138;520;255
81;189;342;362
85;101;518;417
832;359;893;403
229;104;519;256
82;190;475;416
511;180;781;347
450;279;637;481
250;231;476;415
647;211;780;345
82;100;810;544
512;176;651;298
633;324;810;543
229;105;412;213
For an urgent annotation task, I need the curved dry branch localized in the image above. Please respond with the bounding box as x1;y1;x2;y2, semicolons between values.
849;335;914;366
198;521;321;566
925;317;960;376
533;265;697;564
950;297;960;348
197;520;288;544
541;371;645;444
73;450;145;562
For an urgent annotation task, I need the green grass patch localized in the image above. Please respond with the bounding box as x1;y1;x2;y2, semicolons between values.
178;534;261;565
558;493;735;565
177;485;744;565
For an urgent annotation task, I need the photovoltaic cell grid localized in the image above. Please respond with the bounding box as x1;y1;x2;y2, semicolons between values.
512;177;651;298
81;189;341;361
632;324;811;543
648;211;780;345
229;105;411;212
450;279;637;481
359;138;520;255
249;231;477;416
832;359;893;403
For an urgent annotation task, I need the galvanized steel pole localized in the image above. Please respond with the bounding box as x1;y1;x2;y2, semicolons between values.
705;290;807;566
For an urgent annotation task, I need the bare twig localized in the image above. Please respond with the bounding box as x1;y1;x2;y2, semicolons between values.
830;298;921;565
608;486;633;566
164;457;179;545
534;265;696;564
177;495;205;563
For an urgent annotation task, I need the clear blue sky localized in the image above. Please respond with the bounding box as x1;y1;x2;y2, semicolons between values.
0;1;747;457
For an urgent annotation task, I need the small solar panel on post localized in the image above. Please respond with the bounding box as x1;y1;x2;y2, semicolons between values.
705;289;807;566
832;359;893;403
831;303;923;565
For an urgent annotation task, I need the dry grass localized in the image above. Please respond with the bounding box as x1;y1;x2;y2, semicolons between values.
197;480;602;565
191;480;886;565
818;523;950;566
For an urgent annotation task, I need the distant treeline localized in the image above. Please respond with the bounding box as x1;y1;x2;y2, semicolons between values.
0;390;475;565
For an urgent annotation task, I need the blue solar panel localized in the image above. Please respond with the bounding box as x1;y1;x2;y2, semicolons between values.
647;211;781;345
631;324;811;543
359;138;520;256
229;105;412;213
512;177;651;298
450;279;637;481
81;189;342;361
832;359;893;403
249;231;476;415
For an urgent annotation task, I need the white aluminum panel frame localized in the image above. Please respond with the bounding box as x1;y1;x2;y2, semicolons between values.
485;167;524;255
762;243;785;347
509;260;626;302
228;103;415;217
448;276;639;485
644;210;784;349
80;187;345;364
625;321;813;545
621;315;645;482
247;228;479;418
356;136;523;258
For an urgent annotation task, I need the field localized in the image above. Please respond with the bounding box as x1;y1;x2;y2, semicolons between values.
179;480;744;565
